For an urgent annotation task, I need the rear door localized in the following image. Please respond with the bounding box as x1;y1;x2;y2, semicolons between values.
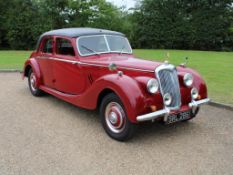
36;37;54;88
52;37;86;94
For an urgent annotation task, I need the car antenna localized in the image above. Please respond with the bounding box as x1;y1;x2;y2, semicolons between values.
180;56;189;67
164;52;170;64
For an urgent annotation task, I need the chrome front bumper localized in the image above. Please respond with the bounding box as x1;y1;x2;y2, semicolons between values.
136;98;210;122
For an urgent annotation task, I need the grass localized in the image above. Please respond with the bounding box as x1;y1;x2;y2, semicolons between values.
0;49;233;105
0;50;31;69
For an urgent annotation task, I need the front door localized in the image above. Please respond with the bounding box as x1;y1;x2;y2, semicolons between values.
36;37;54;88
52;37;86;95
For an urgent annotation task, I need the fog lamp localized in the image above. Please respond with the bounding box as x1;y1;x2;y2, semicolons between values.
191;88;199;100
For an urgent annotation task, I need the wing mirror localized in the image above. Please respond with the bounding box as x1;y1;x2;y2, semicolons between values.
108;63;117;71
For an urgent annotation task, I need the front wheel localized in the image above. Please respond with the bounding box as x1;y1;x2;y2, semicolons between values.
100;93;136;141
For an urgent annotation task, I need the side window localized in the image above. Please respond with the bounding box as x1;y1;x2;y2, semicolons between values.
42;38;53;54
56;38;75;56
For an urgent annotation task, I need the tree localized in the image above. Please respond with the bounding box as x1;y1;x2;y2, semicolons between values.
68;0;130;34
6;0;45;49
1;0;133;49
0;0;232;50
39;0;70;29
132;0;233;50
0;0;13;48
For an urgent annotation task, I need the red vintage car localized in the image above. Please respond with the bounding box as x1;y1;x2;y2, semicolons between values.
23;28;209;141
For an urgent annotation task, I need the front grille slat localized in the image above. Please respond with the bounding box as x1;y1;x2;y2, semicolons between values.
156;65;181;109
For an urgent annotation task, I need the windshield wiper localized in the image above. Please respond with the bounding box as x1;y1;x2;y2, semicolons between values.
81;45;100;56
120;45;125;55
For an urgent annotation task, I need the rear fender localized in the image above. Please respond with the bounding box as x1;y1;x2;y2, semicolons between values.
23;58;42;87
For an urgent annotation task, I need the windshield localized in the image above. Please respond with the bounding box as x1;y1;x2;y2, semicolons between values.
77;35;132;56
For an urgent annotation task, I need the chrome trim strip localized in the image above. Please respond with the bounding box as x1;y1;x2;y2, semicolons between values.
49;57;78;64
137;108;170;122
36;56;154;72
119;67;154;73
189;98;210;108
37;56;79;64
80;62;154;72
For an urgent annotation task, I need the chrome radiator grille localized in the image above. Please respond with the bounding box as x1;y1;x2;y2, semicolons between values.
156;65;181;109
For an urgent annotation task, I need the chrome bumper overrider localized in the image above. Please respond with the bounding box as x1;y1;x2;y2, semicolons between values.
136;98;210;122
188;98;210;108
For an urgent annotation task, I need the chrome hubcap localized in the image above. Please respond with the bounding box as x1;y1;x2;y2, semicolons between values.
109;112;118;124
30;72;37;91
105;102;126;133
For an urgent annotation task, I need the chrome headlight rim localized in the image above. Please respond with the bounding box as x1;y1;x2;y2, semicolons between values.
191;87;199;100
183;73;193;87
147;78;159;94
164;93;172;106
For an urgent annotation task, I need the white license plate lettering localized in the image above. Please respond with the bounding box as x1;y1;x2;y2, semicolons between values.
166;111;191;124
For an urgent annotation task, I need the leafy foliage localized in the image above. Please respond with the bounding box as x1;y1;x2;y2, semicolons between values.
132;0;233;50
0;0;232;50
0;0;130;50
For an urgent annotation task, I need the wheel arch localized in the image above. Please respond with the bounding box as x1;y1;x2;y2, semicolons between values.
23;58;42;87
97;88;116;110
24;65;32;77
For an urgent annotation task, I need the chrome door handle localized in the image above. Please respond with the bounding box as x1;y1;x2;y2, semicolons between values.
72;62;78;65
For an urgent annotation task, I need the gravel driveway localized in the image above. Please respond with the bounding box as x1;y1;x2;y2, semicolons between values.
0;73;232;175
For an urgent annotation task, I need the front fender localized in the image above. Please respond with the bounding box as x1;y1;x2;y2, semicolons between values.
191;69;208;99
80;74;146;123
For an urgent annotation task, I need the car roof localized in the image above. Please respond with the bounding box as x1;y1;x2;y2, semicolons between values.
36;27;125;49
41;27;124;38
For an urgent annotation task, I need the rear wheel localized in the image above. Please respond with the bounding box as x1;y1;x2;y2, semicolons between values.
28;69;44;96
100;93;136;141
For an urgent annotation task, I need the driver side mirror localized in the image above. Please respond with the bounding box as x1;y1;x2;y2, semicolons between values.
108;63;117;71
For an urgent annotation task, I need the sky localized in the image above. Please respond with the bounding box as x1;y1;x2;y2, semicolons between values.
106;0;136;9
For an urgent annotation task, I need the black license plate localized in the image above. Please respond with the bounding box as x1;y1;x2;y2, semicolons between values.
166;110;191;124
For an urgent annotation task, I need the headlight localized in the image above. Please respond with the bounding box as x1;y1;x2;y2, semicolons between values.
183;73;193;87
191;87;199;99
147;79;159;94
164;93;172;106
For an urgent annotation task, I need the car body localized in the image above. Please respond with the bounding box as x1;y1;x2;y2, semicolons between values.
23;28;209;141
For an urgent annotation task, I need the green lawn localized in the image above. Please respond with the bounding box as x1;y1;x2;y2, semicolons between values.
0;50;31;69
0;49;233;105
